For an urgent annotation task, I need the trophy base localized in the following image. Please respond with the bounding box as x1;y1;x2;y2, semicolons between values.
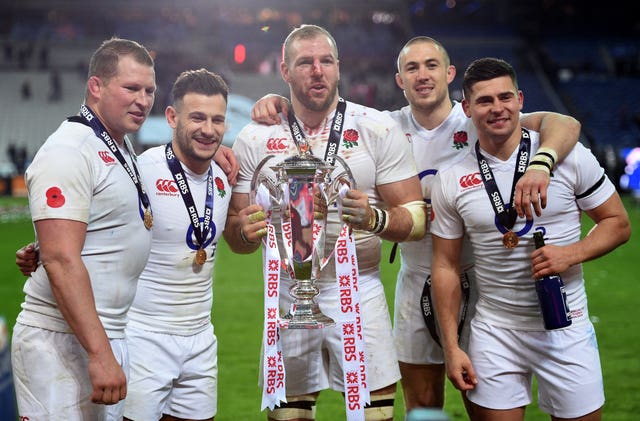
280;303;335;329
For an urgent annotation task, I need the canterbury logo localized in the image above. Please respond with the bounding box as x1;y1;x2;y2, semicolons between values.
98;150;115;164
266;137;287;151
459;172;482;188
156;179;178;193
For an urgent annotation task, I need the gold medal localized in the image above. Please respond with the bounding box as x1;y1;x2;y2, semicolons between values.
195;248;207;265
502;231;519;248
143;208;153;230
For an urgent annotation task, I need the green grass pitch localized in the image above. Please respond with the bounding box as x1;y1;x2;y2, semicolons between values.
1;196;638;420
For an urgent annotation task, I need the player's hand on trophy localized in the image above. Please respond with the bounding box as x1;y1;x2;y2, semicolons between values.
313;185;328;220
239;204;268;244
340;189;374;231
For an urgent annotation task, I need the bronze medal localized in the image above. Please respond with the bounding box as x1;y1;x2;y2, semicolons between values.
143;208;153;230
195;248;207;265
502;231;519;248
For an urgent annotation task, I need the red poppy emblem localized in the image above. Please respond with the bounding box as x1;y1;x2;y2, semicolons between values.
46;186;65;208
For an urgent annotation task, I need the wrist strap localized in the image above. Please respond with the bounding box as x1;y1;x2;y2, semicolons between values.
366;207;389;235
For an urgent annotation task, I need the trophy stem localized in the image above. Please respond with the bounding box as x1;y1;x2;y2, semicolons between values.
281;278;335;329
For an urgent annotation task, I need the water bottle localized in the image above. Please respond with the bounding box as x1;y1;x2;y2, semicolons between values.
533;232;572;330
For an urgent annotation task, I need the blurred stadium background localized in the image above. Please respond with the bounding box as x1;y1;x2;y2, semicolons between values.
1;0;639;199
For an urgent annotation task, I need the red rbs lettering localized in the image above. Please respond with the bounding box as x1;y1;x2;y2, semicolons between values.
337;239;348;263
347;386;361;409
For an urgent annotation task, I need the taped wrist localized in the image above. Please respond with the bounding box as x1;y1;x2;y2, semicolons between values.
365;206;389;235
401;200;427;241
527;146;557;175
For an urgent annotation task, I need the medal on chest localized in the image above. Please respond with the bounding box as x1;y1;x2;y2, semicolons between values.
143;208;153;230
502;230;519;248
165;143;215;265
195;248;207;265
475;130;531;248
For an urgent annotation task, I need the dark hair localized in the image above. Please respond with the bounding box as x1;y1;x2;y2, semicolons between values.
171;68;229;104
88;37;154;81
462;57;518;99
282;24;338;65
397;36;451;71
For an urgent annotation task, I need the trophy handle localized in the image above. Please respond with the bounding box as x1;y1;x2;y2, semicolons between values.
325;155;357;204
250;154;281;207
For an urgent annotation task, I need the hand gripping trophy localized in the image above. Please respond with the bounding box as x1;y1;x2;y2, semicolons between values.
251;139;356;329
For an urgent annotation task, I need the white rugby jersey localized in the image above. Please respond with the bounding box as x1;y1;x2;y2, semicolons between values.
19;120;152;338
127;145;231;335
233;100;417;292
431;132;616;330
388;102;476;276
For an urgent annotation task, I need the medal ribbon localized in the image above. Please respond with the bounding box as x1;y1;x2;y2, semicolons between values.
75;104;151;219
165;143;213;252
475;128;531;231
336;186;369;420
256;185;287;410
286;98;347;165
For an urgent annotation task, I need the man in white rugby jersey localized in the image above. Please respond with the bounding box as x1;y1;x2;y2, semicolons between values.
431;56;630;421
224;24;426;421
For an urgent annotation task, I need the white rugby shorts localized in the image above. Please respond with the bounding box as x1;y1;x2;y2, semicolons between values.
467;319;604;418
11;323;128;421
123;324;218;420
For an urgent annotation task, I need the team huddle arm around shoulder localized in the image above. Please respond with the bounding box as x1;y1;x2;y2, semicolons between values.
35;218;127;405
515;112;581;219
251;93;290;125
521;111;581;163
213;145;239;186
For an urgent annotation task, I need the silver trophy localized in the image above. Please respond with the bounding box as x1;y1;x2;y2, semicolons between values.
251;148;356;329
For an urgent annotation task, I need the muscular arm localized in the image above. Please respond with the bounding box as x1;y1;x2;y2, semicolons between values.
531;192;631;279
521;111;581;163
431;234;477;391
35;218;126;405
377;176;425;242
515;112;581;219
341;175;426;242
